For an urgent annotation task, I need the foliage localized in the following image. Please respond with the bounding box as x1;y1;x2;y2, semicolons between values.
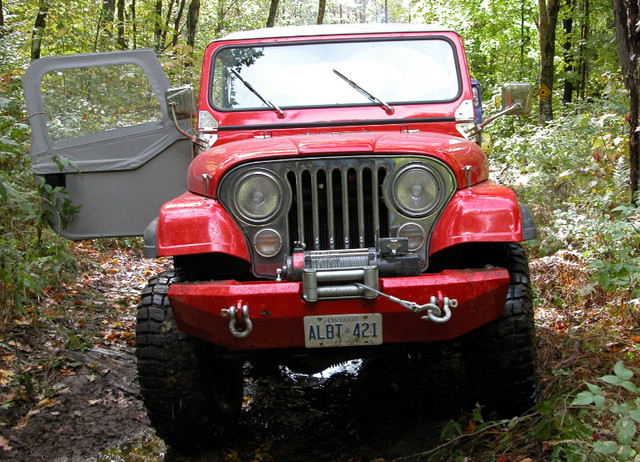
568;361;640;461
487;81;640;297
588;195;640;299
35;156;82;231
402;361;640;461
0;68;75;320
417;0;539;85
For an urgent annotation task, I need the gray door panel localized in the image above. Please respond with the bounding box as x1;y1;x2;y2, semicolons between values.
23;49;191;239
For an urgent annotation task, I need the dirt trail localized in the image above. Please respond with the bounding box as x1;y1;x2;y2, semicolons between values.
0;242;466;462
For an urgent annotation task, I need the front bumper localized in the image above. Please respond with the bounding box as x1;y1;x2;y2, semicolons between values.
169;267;510;350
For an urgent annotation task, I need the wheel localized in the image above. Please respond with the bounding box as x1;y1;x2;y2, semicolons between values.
135;271;243;449
462;243;540;417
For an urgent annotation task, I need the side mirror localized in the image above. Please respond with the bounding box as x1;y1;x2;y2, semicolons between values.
165;85;196;120
466;82;533;138
501;83;533;115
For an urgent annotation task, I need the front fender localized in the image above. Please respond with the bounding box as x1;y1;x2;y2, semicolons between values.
156;192;250;260
430;181;534;254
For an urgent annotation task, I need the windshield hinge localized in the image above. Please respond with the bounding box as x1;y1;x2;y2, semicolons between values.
254;131;272;140
401;126;420;134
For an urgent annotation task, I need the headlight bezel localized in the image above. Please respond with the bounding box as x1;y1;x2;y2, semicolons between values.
231;169;285;225
389;163;444;218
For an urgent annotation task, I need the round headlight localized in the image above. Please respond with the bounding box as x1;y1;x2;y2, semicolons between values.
235;171;283;223
253;229;283;257
392;165;441;217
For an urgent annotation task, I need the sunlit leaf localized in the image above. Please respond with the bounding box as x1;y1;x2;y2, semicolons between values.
614;361;634;380
602;375;624;386
593;441;618;454
629;409;640;423
571;390;596;406
615;417;637;445
586;382;602;394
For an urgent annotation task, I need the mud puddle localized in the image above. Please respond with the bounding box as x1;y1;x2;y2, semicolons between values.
96;350;467;462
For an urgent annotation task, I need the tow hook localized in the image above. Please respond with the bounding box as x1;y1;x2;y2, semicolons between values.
352;283;458;324
221;302;253;338
419;294;458;324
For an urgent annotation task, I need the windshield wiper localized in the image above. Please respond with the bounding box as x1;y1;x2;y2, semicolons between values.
230;68;285;118
333;69;394;115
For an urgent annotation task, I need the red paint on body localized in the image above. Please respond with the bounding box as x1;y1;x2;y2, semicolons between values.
169;268;509;350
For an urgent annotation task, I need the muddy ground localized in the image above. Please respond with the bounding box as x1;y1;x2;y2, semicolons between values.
0;243;495;462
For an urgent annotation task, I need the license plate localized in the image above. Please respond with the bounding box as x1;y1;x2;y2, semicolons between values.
303;314;383;348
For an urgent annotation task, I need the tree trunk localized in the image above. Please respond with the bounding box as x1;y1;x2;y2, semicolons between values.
578;0;589;99
154;0;163;51
266;0;279;27
562;14;574;103
131;0;137;49
162;0;176;49
186;0;199;48
0;0;5;39
171;0;186;47
31;0;49;60
101;0;115;25
537;0;560;125
215;0;225;36
94;0;116;51
520;0;526;75
613;0;640;197
317;0;326;24
117;0;126;49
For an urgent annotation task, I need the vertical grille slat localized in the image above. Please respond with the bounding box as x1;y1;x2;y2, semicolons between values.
311;171;320;250
342;169;350;249
296;170;305;246
357;169;365;248
287;160;389;252
327;170;336;250
372;168;380;245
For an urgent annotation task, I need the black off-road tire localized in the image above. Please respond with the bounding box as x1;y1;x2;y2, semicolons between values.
462;243;540;417
135;271;243;449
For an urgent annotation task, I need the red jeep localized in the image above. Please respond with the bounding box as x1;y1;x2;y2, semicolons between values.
24;24;539;447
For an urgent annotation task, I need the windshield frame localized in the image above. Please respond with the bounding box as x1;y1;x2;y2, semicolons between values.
208;36;463;114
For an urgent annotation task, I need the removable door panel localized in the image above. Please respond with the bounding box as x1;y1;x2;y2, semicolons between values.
23;49;192;238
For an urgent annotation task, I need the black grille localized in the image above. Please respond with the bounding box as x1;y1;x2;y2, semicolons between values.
286;162;389;251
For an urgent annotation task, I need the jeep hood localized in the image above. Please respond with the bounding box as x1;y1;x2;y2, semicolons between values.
187;132;488;197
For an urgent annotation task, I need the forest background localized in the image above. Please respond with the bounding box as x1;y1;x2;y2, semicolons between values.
1;0;640;460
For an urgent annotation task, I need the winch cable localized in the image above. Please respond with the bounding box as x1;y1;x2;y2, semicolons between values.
351;282;457;323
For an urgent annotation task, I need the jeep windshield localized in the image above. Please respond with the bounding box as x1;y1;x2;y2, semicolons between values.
210;38;461;111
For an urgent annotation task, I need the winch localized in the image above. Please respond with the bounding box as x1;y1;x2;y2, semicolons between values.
279;238;423;302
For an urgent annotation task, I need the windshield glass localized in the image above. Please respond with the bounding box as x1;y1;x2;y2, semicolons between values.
211;38;460;111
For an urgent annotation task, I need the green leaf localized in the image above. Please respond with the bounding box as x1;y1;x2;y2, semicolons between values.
621;381;640;393
586;382;602;394
629;409;640;423
51;155;81;175
593;441;618;454
611;403;631;415
615;361;635;381
571;390;596;406
534;419;552;440
602;375;624;386
616;417;637;446
619;444;634;461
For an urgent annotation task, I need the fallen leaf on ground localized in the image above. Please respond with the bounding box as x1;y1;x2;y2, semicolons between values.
0;435;13;451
